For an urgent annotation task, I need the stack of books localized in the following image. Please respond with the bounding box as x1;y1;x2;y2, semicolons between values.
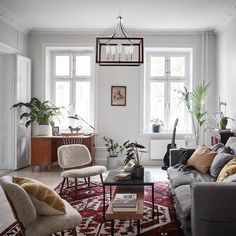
112;193;137;212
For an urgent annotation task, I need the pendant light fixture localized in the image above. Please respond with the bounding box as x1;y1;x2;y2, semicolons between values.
96;16;144;66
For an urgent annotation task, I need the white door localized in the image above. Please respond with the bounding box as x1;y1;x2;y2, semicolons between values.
12;55;31;170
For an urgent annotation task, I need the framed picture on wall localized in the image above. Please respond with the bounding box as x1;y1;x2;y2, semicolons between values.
111;86;126;106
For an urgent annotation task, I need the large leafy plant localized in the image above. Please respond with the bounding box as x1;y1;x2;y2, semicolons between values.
123;140;146;166
178;83;209;145
12;97;62;127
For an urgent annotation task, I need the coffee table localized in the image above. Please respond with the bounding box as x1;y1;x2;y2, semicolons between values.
102;170;155;221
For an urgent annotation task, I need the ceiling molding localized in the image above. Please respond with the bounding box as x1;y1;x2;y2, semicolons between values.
215;0;236;32
0;7;30;34
30;28;215;36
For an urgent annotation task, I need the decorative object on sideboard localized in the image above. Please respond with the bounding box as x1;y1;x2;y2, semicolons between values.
103;136;124;169
123;140;146;179
68;114;95;133
111;86;126;106
11;97;62;136
52;126;60;136
96;16;144;66
217;99;234;129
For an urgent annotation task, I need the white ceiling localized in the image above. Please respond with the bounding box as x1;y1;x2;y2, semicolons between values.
0;0;236;33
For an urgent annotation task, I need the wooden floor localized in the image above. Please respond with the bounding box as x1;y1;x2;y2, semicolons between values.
0;165;168;233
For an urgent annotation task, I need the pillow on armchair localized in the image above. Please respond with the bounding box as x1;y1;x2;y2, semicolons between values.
13;176;66;216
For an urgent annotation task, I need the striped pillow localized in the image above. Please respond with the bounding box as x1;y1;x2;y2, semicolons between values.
13;176;65;216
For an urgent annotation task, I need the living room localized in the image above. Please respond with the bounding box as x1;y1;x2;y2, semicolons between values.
1;0;236;235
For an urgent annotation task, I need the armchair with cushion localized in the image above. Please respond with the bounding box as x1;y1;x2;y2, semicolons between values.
0;176;82;236
57;144;106;195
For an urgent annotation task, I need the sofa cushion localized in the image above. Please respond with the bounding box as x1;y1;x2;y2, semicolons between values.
209;152;235;178
13;176;66;215
223;173;236;182
187;145;217;174
225;137;236;155
217;158;236;182
174;185;191;223
167;166;215;189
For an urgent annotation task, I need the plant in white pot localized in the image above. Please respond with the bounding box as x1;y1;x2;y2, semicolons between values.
123;140;146;179
103;136;124;169
12;97;62;136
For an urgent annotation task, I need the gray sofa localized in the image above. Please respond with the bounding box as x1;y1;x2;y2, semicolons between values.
167;136;236;236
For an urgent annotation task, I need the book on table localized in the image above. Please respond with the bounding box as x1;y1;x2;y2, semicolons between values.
112;193;138;211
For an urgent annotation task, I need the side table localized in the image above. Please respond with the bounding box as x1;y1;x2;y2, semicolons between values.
211;130;234;145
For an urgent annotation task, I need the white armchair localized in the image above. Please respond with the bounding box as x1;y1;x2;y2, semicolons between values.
57;144;106;196
0;176;82;236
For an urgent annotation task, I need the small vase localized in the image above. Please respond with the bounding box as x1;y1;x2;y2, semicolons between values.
152;124;160;133
132;165;144;179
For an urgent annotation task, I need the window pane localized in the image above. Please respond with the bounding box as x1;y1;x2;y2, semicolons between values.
170;57;185;77
75;82;90;124
76;56;91;76
55;56;70;76
150;57;165;76
55;82;70;108
170;82;188;131
150;82;165;127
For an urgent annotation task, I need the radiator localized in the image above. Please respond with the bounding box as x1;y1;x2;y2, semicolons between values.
150;139;185;160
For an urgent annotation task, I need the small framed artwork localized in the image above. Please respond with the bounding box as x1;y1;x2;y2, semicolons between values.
111;86;126;106
52;126;60;136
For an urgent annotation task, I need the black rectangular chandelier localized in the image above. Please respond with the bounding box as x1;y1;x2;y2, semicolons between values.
96;16;144;66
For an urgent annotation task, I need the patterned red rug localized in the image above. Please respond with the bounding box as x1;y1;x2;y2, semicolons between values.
0;181;183;236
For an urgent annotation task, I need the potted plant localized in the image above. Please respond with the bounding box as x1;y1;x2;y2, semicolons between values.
123;140;146;179
12;97;62;136
150;118;164;133
178;82;209;145
103;136;124;169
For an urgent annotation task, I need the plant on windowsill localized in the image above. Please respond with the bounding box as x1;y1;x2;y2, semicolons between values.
11;97;62;136
123;140;146;179
150;118;164;133
103;136;124;169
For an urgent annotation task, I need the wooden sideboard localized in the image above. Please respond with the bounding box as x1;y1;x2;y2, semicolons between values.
31;134;95;171
211;130;234;145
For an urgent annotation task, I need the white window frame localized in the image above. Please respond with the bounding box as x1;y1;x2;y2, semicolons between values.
144;49;192;133
51;49;95;130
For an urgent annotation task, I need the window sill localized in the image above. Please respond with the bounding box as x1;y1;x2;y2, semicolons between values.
140;132;192;139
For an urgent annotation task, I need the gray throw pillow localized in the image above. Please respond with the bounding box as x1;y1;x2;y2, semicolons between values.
210;152;235;178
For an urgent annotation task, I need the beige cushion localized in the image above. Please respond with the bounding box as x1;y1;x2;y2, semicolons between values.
187;145;217;174
61;165;106;178
217;158;236;182
13;176;66;216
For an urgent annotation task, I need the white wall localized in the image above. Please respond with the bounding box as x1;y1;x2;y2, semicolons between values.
29;31;217;165
217;16;236;132
0;19;29;56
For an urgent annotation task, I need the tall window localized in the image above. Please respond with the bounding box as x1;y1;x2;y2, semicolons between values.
144;49;192;132
52;50;94;131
